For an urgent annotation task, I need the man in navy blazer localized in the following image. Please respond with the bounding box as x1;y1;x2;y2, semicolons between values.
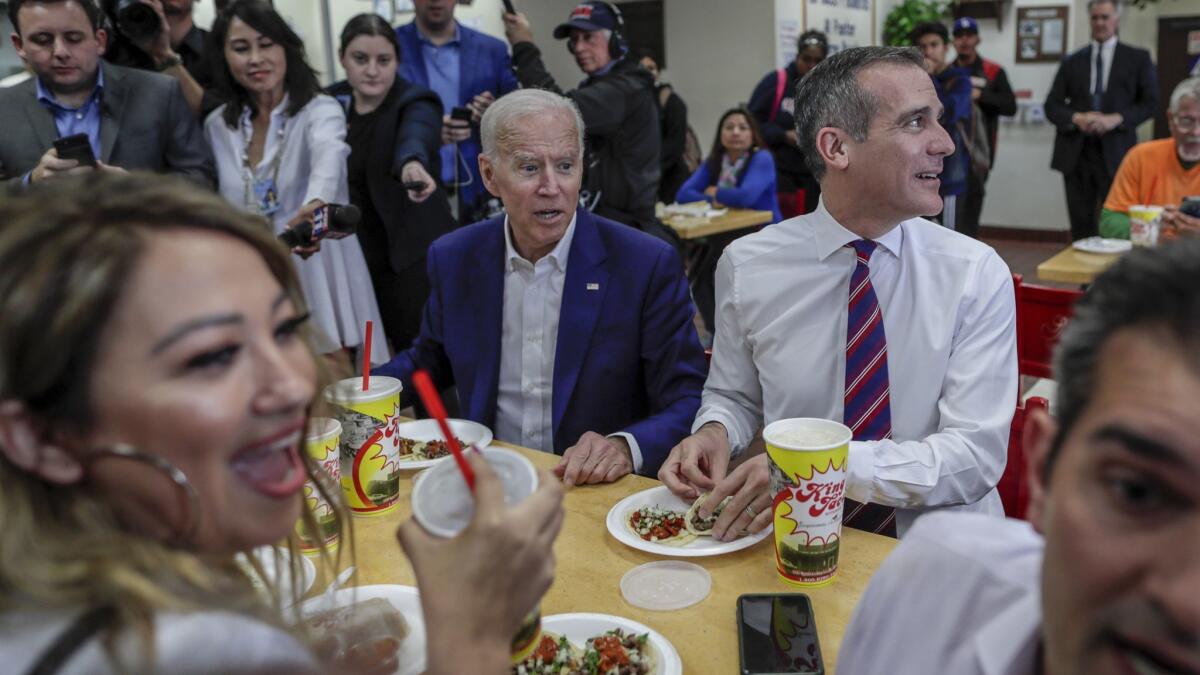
375;89;706;483
396;0;519;221
1044;0;1157;241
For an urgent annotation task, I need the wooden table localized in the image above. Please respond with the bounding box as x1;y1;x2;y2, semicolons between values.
1036;246;1123;285
663;207;775;240
330;442;897;673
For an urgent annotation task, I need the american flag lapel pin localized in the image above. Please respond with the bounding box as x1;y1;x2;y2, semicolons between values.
586;282;600;291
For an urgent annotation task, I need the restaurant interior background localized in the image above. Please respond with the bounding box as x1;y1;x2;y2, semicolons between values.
0;0;1195;236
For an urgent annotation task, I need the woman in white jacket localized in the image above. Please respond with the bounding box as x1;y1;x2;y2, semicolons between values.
205;0;388;366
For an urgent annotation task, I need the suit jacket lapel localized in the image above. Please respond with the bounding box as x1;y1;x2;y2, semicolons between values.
457;26;479;106
552;210;609;440
98;63;126;163
470;220;506;429
21;82;58;152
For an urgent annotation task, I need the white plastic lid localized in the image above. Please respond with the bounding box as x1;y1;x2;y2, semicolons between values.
410;447;538;538
323;375;402;405
619;561;712;611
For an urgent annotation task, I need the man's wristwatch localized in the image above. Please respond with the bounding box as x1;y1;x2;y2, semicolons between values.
156;53;183;71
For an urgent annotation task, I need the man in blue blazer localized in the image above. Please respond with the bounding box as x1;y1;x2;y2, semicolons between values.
396;0;519;221
1044;0;1157;241
375;89;706;483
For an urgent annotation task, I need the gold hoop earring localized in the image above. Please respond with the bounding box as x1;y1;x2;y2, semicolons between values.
86;444;201;548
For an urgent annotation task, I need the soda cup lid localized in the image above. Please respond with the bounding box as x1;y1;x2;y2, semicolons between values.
619;561;712;611
411;447;538;538
305;417;341;442
323;375;403;404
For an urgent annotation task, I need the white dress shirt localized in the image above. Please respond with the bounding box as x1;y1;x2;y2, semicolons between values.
204;95;388;364
694;201;1017;536
838;512;1044;675
1090;36;1118;99
495;216;643;469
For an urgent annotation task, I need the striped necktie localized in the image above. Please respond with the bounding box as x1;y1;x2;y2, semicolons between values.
841;240;897;537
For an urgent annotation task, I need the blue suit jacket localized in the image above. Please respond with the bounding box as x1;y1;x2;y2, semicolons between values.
395;21;519;209
374;209;707;476
676;149;782;223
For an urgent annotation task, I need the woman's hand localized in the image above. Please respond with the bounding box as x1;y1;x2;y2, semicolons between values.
285;200;325;259
399;161;436;203
398;453;565;674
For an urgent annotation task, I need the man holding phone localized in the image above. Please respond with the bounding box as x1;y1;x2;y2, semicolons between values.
395;0;519;221
0;0;213;188
839;241;1200;675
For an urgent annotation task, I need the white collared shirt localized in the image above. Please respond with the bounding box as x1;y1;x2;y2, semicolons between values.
694;200;1017;536
838;512;1044;675
494;217;645;469
1091;36;1118;97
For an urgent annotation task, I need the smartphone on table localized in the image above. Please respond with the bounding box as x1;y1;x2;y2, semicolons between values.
737;593;824;675
53;133;97;168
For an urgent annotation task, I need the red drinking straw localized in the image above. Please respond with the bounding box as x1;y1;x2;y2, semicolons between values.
411;369;476;492
361;320;372;392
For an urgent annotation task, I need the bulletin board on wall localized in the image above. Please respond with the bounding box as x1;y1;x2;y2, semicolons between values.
803;0;875;57
1015;5;1068;64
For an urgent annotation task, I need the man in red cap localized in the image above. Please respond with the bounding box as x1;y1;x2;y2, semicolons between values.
951;17;1016;239
501;2;664;242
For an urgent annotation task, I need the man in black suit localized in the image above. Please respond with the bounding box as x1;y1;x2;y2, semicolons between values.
1045;0;1157;241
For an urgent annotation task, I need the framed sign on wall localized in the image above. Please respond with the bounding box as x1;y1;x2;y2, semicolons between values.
1015;5;1068;64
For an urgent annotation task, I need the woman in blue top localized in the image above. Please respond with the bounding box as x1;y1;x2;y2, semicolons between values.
677;107;781;337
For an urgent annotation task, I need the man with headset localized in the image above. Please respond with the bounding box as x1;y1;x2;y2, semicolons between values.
502;1;663;239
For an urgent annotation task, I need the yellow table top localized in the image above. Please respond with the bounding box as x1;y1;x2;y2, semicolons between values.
330;441;897;674
1036;245;1123;285
663;207;775;240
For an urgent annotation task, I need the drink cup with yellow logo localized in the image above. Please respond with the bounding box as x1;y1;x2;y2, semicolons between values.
1129;204;1164;247
763;418;852;587
296;417;341;555
322;376;403;517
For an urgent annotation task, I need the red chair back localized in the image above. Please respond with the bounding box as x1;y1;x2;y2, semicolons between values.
998;396;1048;520
1013;274;1084;379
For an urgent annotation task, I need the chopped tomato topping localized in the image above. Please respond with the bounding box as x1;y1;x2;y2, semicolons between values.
530;634;558;662
593;635;630;671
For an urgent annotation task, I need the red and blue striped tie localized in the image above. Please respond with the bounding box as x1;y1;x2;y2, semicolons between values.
841;240;897;537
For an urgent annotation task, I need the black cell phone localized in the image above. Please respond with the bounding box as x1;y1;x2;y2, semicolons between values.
450;106;473;123
403;180;428;192
737;594;824;675
53;133;97;168
1181;196;1200;219
501;0;516;14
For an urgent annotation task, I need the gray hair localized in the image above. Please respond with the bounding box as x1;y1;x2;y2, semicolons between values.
480;89;586;161
1169;76;1200;114
793;46;925;180
1087;0;1121;16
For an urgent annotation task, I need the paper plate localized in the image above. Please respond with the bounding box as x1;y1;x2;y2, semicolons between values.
395;419;493;470
606;485;772;557
300;584;426;675
1072;237;1132;254
237;545;316;605
541;613;682;675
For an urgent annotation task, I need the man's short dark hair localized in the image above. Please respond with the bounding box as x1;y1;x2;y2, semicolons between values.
909;21;949;45
1047;239;1200;476
793;46;924;180
8;0;103;35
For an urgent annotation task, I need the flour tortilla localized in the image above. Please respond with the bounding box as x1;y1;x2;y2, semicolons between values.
624;506;697;547
684;492;733;536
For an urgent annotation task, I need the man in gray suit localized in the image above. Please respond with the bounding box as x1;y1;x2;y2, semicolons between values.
1;0;212;187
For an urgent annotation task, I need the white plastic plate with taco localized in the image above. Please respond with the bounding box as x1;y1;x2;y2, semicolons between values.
606;485;772;557
514;613;681;675
395;419;493;470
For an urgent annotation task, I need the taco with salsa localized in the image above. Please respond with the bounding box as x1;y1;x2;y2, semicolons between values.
683;492;733;536
625;505;696;546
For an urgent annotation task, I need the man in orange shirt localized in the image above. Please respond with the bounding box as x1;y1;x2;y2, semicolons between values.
1101;76;1200;238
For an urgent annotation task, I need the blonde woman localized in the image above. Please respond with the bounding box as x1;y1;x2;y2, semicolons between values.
0;173;562;674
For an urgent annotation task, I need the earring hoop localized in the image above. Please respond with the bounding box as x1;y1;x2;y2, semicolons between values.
86;444;201;547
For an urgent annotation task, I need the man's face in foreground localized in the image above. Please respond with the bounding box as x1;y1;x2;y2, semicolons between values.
1026;328;1200;675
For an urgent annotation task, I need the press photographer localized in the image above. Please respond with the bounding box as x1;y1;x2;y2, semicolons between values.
100;0;221;116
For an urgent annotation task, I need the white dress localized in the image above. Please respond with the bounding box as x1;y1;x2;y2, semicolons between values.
205;94;389;365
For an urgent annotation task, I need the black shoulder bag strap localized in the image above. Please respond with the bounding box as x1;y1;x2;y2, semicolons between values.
25;605;117;675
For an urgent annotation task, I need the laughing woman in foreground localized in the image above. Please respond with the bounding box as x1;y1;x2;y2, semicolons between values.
0;174;562;674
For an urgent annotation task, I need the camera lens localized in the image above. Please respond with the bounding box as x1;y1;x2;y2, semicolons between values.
116;0;161;42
